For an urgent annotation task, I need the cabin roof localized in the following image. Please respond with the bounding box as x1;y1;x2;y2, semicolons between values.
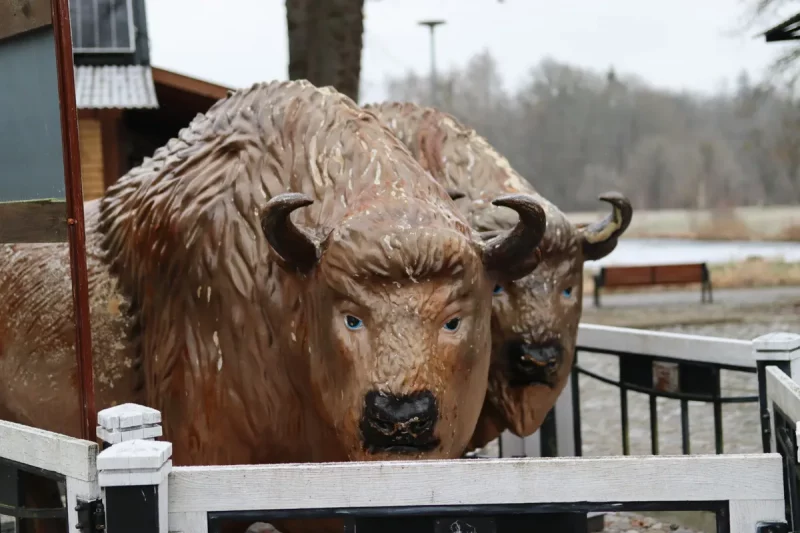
75;65;159;109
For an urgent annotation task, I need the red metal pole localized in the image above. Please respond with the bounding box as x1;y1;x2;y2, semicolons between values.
50;0;97;441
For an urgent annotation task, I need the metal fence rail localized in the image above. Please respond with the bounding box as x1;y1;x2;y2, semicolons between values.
573;324;758;456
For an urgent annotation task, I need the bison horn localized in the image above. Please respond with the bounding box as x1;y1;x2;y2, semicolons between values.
446;189;466;201
260;192;320;274
579;192;633;261
482;194;547;280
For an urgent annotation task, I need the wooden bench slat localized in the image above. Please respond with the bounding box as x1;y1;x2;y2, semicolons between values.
593;262;712;307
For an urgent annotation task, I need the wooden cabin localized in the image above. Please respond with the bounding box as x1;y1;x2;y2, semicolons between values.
71;0;231;200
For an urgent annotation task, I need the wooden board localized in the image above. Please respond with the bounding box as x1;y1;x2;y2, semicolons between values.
0;199;67;242
0;420;97;482
576;323;755;368
0;0;52;42
653;264;705;285
168;454;783;513
602;266;653;287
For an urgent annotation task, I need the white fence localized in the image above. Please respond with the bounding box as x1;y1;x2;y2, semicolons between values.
1;325;799;533
498;325;796;459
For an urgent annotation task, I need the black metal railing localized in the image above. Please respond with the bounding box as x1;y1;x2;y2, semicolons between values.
570;347;759;457
0;456;67;533
205;501;732;533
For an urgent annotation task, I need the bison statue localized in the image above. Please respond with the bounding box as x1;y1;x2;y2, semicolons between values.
0;81;551;532
363;101;633;450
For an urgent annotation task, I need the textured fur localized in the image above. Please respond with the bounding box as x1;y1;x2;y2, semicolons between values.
365;102;628;448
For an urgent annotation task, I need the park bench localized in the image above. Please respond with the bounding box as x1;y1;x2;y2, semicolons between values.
592;263;712;307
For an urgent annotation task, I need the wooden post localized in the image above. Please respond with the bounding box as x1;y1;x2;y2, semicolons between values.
754;333;800;454
97;434;171;533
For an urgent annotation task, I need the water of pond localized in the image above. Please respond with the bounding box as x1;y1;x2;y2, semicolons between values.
586;238;800;269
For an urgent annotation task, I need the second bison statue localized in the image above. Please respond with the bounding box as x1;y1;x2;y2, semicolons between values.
0;81;550;472
364;101;632;450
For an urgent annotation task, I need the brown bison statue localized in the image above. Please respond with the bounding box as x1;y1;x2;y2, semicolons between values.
363;101;633;450
0;81;550;532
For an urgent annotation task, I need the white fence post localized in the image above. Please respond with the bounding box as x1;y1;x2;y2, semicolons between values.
97;438;173;533
97;402;163;446
753;332;800;454
96;403;171;533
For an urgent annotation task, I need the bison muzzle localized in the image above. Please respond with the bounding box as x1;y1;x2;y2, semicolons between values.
505;341;563;388
360;390;439;453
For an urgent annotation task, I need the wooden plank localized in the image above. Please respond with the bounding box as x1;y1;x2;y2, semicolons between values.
603;266;653;287
0;0;52;42
766;366;800;424
653;264;705;284
577;323;755;368
728;499;784;533
168;454;783;513
0;199;67;242
0;420;97;481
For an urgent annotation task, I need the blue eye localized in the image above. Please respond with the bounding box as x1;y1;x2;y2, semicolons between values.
344;315;364;330
562;287;573;298
493;284;504;295
443;317;461;332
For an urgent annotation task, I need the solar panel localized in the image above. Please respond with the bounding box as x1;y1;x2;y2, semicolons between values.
69;0;135;53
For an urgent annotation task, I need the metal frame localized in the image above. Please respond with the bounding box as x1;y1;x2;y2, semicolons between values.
70;0;137;54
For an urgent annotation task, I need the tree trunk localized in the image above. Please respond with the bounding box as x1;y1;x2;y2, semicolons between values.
286;0;365;103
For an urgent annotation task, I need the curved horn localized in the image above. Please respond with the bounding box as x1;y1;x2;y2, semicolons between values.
446;188;466;201
482;194;548;280
579;192;633;261
260;192;320;274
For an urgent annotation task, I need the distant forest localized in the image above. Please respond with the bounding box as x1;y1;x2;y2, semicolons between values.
381;51;800;212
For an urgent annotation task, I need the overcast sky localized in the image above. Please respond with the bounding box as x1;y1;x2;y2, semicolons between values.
143;0;797;103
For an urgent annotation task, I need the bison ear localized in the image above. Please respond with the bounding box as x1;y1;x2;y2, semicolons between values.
446;188;466;201
579;192;633;261
481;194;547;281
260;192;321;274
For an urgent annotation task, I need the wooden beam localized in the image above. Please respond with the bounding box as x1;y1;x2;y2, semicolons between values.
0;419;98;481
0;199;67;242
168;454;783;513
0;0;52;42
100;109;123;190
576;323;754;369
151;67;230;101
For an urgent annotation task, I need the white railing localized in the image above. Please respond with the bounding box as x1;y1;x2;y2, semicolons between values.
166;455;782;533
0;420;100;529
499;326;797;459
2;327;799;533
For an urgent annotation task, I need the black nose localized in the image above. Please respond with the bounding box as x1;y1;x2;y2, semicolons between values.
360;390;440;453
507;341;562;387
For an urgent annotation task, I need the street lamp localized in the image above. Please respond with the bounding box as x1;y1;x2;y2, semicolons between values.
418;19;445;107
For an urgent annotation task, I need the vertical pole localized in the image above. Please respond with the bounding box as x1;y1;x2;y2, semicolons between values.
51;0;97;440
429;24;436;107
419;20;444;108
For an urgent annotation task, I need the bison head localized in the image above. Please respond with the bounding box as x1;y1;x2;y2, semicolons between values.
261;191;547;460
471;192;632;446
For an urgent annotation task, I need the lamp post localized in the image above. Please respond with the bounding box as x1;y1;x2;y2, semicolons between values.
418;19;445;107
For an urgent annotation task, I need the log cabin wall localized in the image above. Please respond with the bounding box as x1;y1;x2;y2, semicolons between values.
77;116;104;201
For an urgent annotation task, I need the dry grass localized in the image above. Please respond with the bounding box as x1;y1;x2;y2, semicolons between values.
567;205;800;242
780;223;800;241
583;256;800;294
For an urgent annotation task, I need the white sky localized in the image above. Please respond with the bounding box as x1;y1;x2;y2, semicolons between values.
143;0;798;103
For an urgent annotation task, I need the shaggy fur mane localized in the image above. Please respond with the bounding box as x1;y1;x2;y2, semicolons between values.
93;82;485;460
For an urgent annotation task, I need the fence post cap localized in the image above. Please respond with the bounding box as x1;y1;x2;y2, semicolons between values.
97;439;173;487
98;403;162;430
753;332;800;358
